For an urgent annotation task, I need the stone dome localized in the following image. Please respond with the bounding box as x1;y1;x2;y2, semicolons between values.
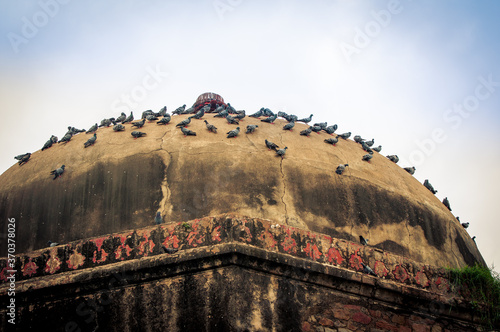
0;109;483;268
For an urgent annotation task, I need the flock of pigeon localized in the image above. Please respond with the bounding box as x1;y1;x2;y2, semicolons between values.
12;100;474;255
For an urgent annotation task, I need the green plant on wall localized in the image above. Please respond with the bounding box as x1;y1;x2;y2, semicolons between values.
447;264;500;329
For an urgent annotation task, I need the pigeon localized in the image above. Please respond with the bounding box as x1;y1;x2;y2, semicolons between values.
313;122;327;129
176;116;193;128
173;104;186;115
324;136;339;145
131;131;147;139
192;107;205;119
122;112;134;124
284;114;298;123
276;147;288;159
115;112;127;123
17;153;31;165
338;132;351;140
362;154;373;162
443;197;452;211
365;139;374;147
372;145;382;153
86;123;98;134
354;135;363;143
155;211;162;225
142;110;154;119
99;118;115;127
361;141;373;153
278;111;289;119
163;247;179;254
214;105;225;114
262;108;274;117
204;120;217;133
182;106;196;114
335;164;348;175
404;166;416;175
235;110;246;121
226;103;237;114
214;108;229;118
359;235;369;245
157;115;171;125
471;236;476;243
47;241;59;247
59;133;72;143
180;127;196;136
283;121;295;131
300;127;312;137
261;114;277;124
83;133;97;148
158;106;167;117
41;138;54;151
386;155;399;163
423;179;437;194
361;263;377;277
226;127;240;138
249;109;263;118
146;114;159;122
245;125;258;134
461;222;470;229
310;125;323;134
265;139;279;151
50;165;65;180
131;118;146;128
323;125;338;135
14;152;30;161
297;114;313;123
113;124;125;132
226;115;240;125
51;135;58;143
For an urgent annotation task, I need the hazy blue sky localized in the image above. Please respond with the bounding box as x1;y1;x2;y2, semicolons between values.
1;1;499;271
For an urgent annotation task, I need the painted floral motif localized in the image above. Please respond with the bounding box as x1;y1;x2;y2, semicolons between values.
67;252;85;270
304;242;322;261
374;261;389;277
259;230;277;249
44;254;61;274
349;252;363;271
393;265;409;282
326;247;344;266
211;226;222;242
22;259;38;277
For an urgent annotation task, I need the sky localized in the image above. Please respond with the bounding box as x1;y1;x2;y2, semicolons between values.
1;0;499;272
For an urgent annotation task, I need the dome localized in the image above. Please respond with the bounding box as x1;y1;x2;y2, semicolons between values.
0;110;483;268
193;92;226;112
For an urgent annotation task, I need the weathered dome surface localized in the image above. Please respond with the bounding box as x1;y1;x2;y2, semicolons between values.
0;115;483;268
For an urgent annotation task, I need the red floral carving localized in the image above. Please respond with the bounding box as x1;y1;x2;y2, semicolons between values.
259;230;277;249
22;259;38;277
67;252;85;270
327;247;344;265
393;265;409;282
416;271;430;287
281;236;297;254
44;253;61;274
304;242;322;261
349;252;363;271
374;261;389;277
211;226;222;242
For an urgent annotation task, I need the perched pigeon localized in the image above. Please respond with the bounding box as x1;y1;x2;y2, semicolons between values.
158;106;167;117
310;125;323;134
323;124;338;135
192;108;205;119
226;127;240;138
362;154;373;162
214;108;229;118
182;106;196;114
443;197;452;211
297;114;313;123
365;139;374;147
278;111;289;119
262;108;274;117
14;152;30;161
83;133;97;148
249;109;263;118
115;112;127;123
235;110;246;120
59;133;72;144
41;138;54;151
471;236;476;243
361;141;373;153
86;123;98;134
47;241;59;247
17;153;31;165
163;247;179;254
359;235;369;245
180;127;196;136
204;120;217;133
113;124;125;131
51;135;58;143
131;118;146;128
386;155;399;163
245;124;258;134
404;166;416;175
338;132;351;140
226;103;237;114
122;112;134;124
131;131;147;139
226;115;240;125
335;164;348;175
361;263;377;277
172;104;186;115
176;116;192;128
142;110;154;119
283;121;295;131
324;137;339;145
155;212;162;225
99;118;115;127
313;122;327;129
261;114;277;124
284;114;298;123
265;139;279;151
300;127;312;137
214;105;226;114
423;179;437;194
354;135;363;143
372;145;382;153
461;222;470;229
50;165;65;180
157;115;171;125
146;114;159;122
276;147;288;159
